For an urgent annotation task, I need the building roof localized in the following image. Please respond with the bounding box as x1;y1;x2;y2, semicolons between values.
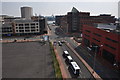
95;23;117;30
13;19;37;23
71;7;79;13
2;22;12;28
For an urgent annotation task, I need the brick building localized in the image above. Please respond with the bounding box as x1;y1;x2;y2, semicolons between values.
59;7;116;33
81;24;120;67
55;15;64;26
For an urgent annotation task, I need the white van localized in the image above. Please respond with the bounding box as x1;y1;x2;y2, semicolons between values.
63;50;69;58
69;61;80;75
65;55;74;64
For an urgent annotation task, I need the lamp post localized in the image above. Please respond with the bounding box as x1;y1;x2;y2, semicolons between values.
92;46;98;73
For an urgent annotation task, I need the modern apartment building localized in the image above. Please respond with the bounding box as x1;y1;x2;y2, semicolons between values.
82;24;120;67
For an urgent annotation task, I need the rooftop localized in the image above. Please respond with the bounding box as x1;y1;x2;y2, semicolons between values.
71;7;79;13
94;23;120;34
13;19;37;23
95;23;117;30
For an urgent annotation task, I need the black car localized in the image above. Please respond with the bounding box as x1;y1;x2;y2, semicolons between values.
58;41;62;46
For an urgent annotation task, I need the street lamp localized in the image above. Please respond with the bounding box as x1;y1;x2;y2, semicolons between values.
92;46;98;73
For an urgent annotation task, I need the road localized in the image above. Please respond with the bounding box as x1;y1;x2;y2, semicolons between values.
48;24;120;79
48;24;94;79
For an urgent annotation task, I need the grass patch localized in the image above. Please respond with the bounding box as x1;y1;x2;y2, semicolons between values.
49;42;62;79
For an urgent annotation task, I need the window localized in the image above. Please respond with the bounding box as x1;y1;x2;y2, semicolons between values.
31;30;35;32
93;33;102;37
31;27;35;29
84;34;90;37
36;29;39;31
31;23;35;25
106;37;118;43
25;30;30;32
92;38;100;42
19;30;24;32
36;23;38;25
84;38;90;47
105;44;116;50
16;30;18;32
16;27;18;29
85;30;91;33
25;24;29;26
19;27;24;29
19;24;23;26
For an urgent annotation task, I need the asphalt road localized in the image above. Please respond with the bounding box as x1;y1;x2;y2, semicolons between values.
2;42;55;78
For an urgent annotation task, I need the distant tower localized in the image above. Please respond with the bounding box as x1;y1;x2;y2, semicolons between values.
21;6;33;20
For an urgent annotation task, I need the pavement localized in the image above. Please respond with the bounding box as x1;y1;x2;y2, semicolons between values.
2;42;55;78
53;46;69;78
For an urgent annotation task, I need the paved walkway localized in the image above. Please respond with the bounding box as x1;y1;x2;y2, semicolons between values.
52;42;69;78
1;39;43;43
54;48;69;78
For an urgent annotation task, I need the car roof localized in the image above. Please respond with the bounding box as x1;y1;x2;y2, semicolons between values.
64;51;69;54
67;56;73;60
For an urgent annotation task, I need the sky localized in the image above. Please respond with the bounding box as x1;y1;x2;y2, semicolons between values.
1;0;120;18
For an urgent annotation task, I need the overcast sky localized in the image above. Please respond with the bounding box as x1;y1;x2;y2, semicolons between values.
1;0;120;18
